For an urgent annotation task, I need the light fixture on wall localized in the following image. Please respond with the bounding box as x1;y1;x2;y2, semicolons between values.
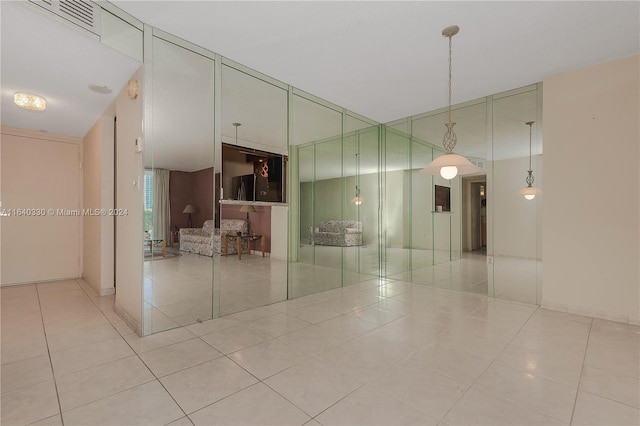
14;92;46;111
240;204;256;234
519;121;542;200
183;204;196;227
420;25;482;180
351;152;364;205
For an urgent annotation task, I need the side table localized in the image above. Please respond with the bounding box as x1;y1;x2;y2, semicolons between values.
224;234;265;260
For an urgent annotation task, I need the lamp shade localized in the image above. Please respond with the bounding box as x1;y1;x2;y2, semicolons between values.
239;204;256;213
420;153;483;179
351;196;364;205
182;204;196;214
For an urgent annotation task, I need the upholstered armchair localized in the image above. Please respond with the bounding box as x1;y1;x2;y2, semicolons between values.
309;220;363;247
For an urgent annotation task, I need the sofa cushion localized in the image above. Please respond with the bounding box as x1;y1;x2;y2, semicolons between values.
220;219;247;234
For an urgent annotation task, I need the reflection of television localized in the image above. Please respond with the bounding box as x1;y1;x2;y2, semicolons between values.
231;174;255;201
222;143;287;203
434;185;451;212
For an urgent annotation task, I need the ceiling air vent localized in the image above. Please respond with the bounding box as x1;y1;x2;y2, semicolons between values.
471;160;484;169
29;0;101;36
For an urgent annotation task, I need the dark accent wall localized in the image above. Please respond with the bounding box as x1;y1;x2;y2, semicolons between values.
192;167;213;227
169;167;214;229
221;204;272;253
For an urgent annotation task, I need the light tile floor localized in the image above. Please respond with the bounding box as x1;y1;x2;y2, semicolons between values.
2;278;639;425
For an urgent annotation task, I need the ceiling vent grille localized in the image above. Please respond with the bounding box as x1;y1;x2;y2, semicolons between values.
471;160;484;169
29;0;101;36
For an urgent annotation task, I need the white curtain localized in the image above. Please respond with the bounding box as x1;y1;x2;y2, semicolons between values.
152;168;171;241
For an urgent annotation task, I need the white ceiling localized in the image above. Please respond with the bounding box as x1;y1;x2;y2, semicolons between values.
113;0;639;124
2;1;638;176
0;2;141;138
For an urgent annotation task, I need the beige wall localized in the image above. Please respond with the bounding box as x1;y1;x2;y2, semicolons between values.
82;116;115;296
114;67;144;334
1;128;82;285
543;55;639;324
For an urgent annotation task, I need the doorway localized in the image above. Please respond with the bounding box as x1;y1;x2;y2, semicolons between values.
462;176;487;253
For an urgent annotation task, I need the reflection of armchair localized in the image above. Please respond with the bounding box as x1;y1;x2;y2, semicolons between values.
180;220;215;256
213;219;249;255
309;220;363;246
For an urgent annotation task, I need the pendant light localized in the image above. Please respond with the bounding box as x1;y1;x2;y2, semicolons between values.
351;152;364;205
421;25;482;180
519;121;542;200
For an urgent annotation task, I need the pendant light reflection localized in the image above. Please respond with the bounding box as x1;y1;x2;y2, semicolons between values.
420;25;482;180
519;121;542;200
351;152;364;205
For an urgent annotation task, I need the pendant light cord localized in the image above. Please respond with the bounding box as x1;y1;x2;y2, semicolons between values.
447;35;453;124
528;122;533;172
525;121;535;187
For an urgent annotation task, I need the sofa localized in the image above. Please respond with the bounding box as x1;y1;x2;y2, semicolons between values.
180;219;249;256
308;220;363;247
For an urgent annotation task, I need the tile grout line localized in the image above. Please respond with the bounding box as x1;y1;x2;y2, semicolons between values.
34;282;66;426
437;304;541;423
569;317;594;425
71;279;192;424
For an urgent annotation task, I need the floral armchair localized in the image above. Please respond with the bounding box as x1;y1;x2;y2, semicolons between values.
179;219;249;256
180;220;216;256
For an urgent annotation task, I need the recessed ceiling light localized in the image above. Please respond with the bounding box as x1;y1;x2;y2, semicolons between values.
88;85;112;94
14;92;46;111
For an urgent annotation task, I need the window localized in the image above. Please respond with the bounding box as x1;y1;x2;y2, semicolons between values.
143;170;153;232
144;170;153;210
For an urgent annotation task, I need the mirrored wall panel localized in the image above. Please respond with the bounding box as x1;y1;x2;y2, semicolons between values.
216;64;289;316
343;117;380;286
290;93;344;298
144;34;215;335
489;87;542;304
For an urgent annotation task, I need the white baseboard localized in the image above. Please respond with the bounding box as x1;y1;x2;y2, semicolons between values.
541;300;639;325
100;287;115;296
114;303;141;336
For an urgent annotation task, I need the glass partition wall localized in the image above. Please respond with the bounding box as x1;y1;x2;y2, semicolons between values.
139;17;542;335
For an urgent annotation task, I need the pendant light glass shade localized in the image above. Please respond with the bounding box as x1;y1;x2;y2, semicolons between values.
351;195;364;205
519;185;542;200
420;26;483;180
420;152;482;180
